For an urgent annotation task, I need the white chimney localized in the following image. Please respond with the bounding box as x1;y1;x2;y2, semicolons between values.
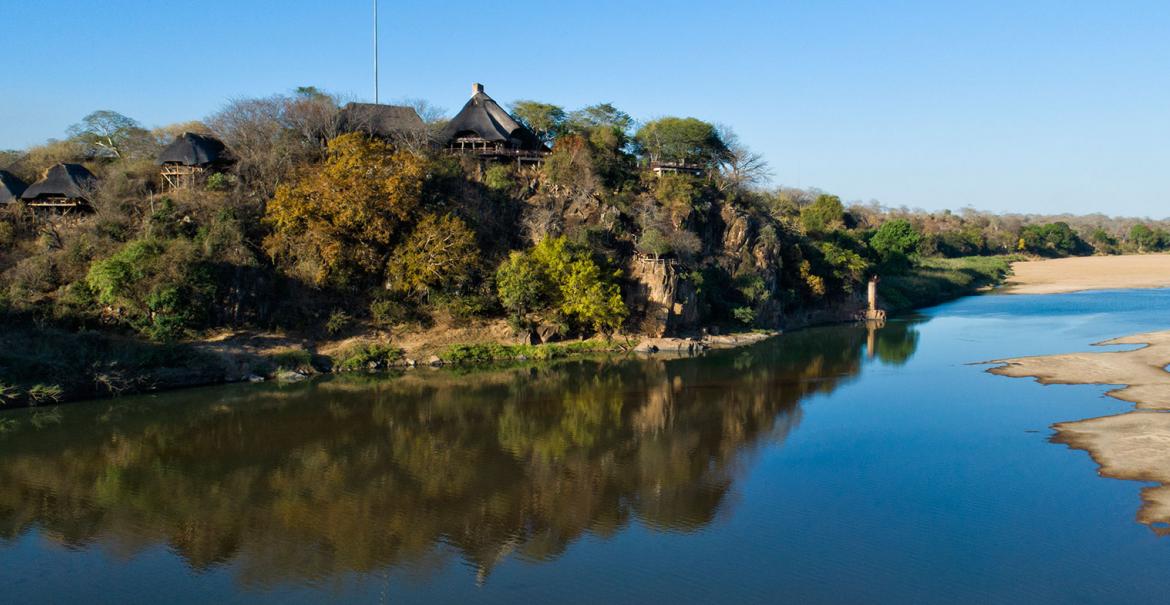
472;82;484;96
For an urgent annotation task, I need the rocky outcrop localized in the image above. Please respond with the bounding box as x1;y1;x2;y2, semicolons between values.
625;256;699;337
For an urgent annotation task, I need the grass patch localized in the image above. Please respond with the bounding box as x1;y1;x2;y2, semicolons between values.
269;348;314;373
880;255;1020;312
332;342;403;372
441;340;616;364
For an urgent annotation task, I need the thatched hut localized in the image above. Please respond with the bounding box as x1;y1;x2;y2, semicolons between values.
20;163;97;211
157;132;232;190
439;83;548;164
0;170;28;205
337;103;426;145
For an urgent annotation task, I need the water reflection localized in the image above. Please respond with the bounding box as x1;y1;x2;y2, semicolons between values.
0;322;919;588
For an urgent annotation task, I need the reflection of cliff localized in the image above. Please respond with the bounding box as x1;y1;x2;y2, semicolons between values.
0;322;917;588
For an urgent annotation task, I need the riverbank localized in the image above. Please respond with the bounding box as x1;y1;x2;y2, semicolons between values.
1000;254;1170;294
0;256;1015;407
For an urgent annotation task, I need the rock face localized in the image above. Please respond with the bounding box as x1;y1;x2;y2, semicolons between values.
625;256;700;337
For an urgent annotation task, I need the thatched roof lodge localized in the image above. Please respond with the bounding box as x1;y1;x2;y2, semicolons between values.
0;170;28;205
337;103;426;143
158;132;232;190
440;83;548;164
20;163;97;211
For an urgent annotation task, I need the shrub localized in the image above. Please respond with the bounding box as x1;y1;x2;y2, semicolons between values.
205;172;231;191
325;309;351;335
484;164;515;192
333;342;402;371
27;383;64;405
369;298;408;327
0;221;14;250
732;306;756;326
0;382;16;406
86;238;216;340
441;340;610;364
270;349;313;372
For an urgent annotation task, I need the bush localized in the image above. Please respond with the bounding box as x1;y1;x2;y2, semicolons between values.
205;172;232;191
441;340;611;364
325;309;351;335
497;237;626;335
86;238;217;340
270;349;313;372
484;164;515;192
27;383;64;405
0;221;14;250
332;342;402;371
369;298;408;327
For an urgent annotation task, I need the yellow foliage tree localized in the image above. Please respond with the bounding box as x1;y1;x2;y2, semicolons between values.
387;213;480;298
264;133;427;286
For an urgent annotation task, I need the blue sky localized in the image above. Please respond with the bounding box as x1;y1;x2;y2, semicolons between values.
2;0;1167;217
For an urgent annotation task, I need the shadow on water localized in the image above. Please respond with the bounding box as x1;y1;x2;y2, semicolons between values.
0;320;922;588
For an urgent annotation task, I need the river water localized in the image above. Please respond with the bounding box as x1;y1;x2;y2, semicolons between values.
2;289;1169;604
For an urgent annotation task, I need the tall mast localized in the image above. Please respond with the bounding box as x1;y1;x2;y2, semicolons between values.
373;0;379;104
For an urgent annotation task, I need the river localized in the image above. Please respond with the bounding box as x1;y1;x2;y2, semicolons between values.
2;289;1169;604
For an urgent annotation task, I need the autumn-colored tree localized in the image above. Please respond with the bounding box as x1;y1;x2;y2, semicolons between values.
264;133;428;286
387;213;480;298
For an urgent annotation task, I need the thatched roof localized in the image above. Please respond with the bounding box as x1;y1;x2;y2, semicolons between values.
338;103;425;139
158;132;230;167
439;83;547;151
21;163;97;202
0;170;28;204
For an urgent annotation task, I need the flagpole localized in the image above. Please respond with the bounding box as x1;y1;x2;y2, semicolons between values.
373;0;379;104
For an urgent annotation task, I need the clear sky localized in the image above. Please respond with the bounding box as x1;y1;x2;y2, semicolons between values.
2;0;1167;217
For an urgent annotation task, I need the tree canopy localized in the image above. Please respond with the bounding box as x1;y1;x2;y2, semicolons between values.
263;133;428;287
66;110;149;158
510;101;567;145
800;194;846;234
634;117;728;165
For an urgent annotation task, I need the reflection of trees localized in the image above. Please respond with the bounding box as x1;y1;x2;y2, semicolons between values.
0;322;918;587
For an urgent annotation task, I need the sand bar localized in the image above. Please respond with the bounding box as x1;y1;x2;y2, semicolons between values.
989;330;1170;532
988;330;1170;409
1000;254;1170;295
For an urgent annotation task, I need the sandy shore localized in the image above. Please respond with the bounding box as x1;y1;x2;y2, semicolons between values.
1000;254;1170;295
988;330;1170;409
989;330;1170;532
1051;412;1170;532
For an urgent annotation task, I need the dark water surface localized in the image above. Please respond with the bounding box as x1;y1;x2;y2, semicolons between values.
2;289;1170;604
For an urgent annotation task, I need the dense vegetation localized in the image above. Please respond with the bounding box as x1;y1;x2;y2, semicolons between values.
1;87;1166;401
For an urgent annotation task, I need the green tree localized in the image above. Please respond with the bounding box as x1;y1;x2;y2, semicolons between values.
499;237;627;335
510;101;566;145
1129;224;1166;252
496;251;551;324
800;194;846;234
1019;222;1085;257
635;117;728;166
870;219;922;265
565;103;634;135
67;110;149;158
